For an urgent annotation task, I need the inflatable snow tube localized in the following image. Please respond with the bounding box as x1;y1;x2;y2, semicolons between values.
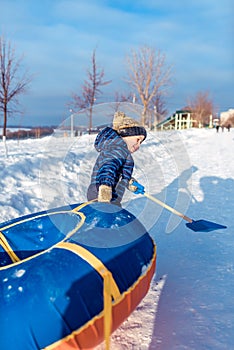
0;202;156;350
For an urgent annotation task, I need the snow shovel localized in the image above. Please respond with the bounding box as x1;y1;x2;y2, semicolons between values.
144;192;227;232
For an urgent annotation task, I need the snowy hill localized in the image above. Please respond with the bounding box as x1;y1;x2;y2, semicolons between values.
0;127;233;349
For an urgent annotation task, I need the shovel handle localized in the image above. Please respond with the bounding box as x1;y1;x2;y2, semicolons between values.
144;193;193;223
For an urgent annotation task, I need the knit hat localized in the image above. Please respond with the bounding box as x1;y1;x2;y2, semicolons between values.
112;111;147;142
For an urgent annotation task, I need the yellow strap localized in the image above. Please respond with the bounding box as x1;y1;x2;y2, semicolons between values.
57;241;121;350
57;242;120;300
71;199;97;213
0;231;20;263
103;270;112;350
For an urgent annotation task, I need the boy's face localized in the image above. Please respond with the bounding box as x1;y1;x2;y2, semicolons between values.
123;135;145;153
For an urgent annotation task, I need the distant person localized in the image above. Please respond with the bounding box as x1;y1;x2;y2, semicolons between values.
226;124;231;132
87;111;146;205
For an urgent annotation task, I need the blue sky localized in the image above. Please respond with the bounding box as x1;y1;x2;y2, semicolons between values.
0;0;233;126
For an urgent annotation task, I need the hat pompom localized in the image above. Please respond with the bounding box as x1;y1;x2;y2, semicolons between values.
113;111;140;131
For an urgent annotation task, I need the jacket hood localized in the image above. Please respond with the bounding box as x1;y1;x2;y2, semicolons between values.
94;127;128;152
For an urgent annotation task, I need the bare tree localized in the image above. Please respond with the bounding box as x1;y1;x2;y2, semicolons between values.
69;48;111;132
186;91;215;127
114;91;134;103
126;45;173;125
150;95;168;121
0;36;32;151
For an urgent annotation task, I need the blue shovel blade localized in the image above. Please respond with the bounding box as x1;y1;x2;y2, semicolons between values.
186;220;227;232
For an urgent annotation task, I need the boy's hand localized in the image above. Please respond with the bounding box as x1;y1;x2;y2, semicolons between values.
128;178;145;194
98;185;112;202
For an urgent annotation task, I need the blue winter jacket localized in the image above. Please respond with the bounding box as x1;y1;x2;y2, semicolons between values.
87;127;134;204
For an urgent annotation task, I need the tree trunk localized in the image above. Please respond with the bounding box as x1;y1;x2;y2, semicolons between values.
88;105;93;134
141;104;147;125
2;105;8;156
3;105;7;138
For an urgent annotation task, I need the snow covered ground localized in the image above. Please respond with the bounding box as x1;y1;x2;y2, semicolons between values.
0;126;233;349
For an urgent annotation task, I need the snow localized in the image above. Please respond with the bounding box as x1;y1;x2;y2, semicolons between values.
0;127;233;349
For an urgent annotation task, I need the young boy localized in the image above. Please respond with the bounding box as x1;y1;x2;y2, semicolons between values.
87;111;147;205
